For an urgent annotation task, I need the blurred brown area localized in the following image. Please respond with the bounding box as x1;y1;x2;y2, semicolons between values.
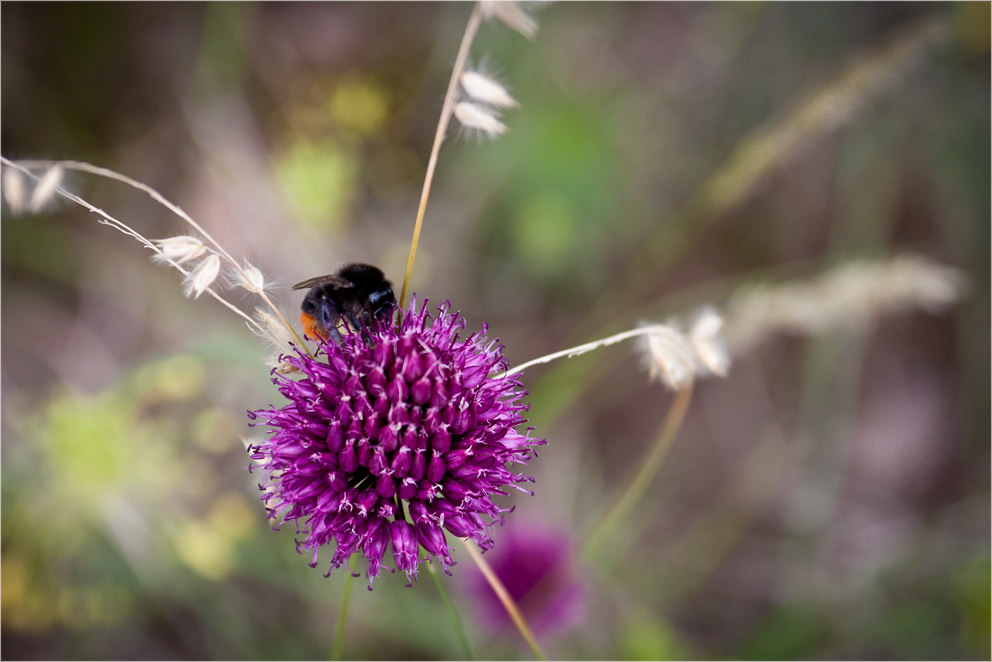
2;2;989;660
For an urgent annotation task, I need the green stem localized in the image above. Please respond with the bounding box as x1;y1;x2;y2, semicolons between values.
331;571;355;661
427;561;474;660
582;381;695;561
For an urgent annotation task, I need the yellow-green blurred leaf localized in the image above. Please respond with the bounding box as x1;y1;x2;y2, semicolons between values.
331;78;390;136
276;140;359;230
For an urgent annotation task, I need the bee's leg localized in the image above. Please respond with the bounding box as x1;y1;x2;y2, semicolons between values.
348;311;378;346
317;298;345;345
346;312;365;333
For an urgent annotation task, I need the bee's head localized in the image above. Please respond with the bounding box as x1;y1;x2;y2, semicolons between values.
368;285;396;319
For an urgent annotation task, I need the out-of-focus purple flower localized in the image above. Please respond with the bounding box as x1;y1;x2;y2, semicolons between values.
247;298;545;588
467;522;586;637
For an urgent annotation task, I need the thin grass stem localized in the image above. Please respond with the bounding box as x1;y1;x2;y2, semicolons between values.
398;3;484;309
0;158;268;337
582;381;695;561
427;561;475;660
5;157;309;354
331;570;355;661
504;326;664;378
96;217;262;331
462;538;547;661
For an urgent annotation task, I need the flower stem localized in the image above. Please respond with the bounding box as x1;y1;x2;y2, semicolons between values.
427;561;475;660
462;539;547;661
504;326;664;378
331;570;355;661
398;3;484;309
582;381;695;561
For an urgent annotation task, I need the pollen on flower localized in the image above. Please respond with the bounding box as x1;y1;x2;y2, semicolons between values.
247;298;545;589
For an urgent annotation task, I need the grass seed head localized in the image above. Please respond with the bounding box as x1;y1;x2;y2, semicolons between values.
184;254;221;299
639;324;698;391
235;262;267;295
254;306;297;352
460;71;520;109
2;167;26;215
29;164;64;213
689;308;730;377
454;101;509;139
153;236;208;265
481;1;538;39
722;256;968;354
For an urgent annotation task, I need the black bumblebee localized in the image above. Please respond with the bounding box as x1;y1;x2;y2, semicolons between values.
293;263;395;342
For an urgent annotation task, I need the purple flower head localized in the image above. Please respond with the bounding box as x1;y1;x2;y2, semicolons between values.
467;521;586;638
248;298;545;589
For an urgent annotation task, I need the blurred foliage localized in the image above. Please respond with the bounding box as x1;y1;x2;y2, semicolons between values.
953;556;992;659
2;2;989;660
1;354;247;637
620;614;693;661
276;139;359;231
331;78;391;136
739;605;830;660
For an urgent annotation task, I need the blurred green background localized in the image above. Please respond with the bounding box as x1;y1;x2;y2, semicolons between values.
2;2;989;659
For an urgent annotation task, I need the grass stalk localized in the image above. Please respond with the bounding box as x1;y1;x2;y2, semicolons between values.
331;571;355;661
0;158;269;338
462;538;547;661
427;561;475;660
504;326;668;378
398;3;484;309
4;157;310;354
582;381;695;561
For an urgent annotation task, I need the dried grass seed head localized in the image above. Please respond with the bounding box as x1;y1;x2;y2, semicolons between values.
454;101;508;139
688;307;730;377
254;306;297;353
460;71;520;109
722;255;968;354
638;323;698;391
29;163;64;214
481;0;538;39
2;167;26;215
233;261;267;295
636;308;731;390
183;253;221;299
252;306;301;375
153;235;208;265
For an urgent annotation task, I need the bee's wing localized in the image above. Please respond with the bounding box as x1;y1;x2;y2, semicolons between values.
292;274;354;290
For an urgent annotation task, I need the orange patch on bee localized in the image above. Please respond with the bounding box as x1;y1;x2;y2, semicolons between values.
300;311;327;342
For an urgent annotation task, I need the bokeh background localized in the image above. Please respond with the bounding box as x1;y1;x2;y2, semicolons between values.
2;2;989;659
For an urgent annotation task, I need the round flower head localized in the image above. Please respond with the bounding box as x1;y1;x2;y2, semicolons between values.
248;298;545;588
467;521;586;638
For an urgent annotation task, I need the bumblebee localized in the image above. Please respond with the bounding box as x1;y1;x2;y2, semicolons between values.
293;263;395;342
